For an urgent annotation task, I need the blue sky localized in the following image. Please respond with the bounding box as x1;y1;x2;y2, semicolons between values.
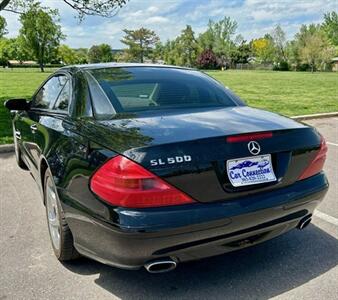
2;0;337;48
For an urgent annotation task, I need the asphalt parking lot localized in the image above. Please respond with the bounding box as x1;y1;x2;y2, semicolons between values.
0;117;337;300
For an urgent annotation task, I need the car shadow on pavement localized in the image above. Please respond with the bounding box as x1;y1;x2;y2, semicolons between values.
63;224;337;300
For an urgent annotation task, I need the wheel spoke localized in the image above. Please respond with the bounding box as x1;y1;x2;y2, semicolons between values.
46;181;61;251
48;215;59;227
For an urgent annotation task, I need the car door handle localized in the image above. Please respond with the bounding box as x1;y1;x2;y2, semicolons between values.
30;124;38;132
15;130;21;140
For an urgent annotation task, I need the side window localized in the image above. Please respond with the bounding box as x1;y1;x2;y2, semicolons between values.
53;79;70;111
33;75;67;109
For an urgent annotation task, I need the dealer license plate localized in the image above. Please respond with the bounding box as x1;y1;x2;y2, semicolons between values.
226;154;277;187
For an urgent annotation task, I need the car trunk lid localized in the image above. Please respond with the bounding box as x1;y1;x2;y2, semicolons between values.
84;106;320;203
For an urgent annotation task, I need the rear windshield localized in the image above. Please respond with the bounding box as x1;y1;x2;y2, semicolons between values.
86;67;238;115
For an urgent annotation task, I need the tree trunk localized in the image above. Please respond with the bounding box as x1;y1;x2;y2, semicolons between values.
39;48;44;72
39;57;44;72
140;39;143;63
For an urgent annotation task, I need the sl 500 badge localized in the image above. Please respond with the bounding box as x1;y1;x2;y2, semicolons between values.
150;155;192;166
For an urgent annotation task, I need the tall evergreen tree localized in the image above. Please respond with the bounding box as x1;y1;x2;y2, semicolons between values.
121;27;159;63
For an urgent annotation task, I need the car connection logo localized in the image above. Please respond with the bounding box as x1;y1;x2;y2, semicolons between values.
248;141;261;155
150;155;192;166
230;159;269;170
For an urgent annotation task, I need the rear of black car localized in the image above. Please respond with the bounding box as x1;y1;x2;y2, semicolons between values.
62;65;328;271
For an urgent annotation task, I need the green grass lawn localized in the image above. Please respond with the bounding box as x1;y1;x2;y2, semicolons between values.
206;70;338;116
0;69;52;144
0;69;337;144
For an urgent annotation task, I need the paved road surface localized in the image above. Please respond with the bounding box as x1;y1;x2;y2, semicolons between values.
1;117;337;300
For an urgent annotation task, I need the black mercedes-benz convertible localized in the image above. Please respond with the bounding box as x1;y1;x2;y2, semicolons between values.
5;64;328;273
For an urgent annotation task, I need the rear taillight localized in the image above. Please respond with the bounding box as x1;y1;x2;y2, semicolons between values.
226;132;273;143
298;136;328;180
90;155;195;208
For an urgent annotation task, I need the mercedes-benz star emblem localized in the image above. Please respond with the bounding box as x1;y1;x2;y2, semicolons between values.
248;141;261;155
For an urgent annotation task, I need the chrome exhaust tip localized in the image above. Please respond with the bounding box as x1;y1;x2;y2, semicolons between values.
144;259;177;273
298;215;312;230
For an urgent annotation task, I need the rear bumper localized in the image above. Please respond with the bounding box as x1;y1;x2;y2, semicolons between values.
66;173;328;270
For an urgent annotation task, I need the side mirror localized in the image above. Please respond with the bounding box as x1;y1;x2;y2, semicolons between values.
4;99;30;111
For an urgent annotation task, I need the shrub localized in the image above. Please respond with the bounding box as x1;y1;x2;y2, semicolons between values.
273;61;290;71
196;49;218;69
296;63;312;71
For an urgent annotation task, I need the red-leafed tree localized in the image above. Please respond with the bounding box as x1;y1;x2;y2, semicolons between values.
196;49;218;69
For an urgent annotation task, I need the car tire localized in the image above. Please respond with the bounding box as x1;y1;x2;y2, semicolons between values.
44;169;79;261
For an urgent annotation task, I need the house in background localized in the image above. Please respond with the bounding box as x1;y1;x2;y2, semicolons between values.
7;60;38;67
332;57;338;72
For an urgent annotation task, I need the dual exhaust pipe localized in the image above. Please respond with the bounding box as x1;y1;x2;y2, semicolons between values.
144;215;312;273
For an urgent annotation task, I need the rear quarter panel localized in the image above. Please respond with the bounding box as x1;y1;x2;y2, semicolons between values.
37;117;124;227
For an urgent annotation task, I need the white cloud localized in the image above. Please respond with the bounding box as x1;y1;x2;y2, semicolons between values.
145;16;170;24
245;0;336;22
147;6;160;13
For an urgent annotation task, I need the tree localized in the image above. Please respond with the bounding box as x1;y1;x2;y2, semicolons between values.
0;0;129;20
252;37;275;63
162;40;176;65
295;24;319;48
271;24;287;62
285;40;299;69
0;36;34;66
0;38;10;66
175;25;199;67
163;25;200;67
19;3;64;71
149;41;164;63
213;17;237;55
198;17;238;66
294;24;335;71
0;15;7;37
88;44;113;63
198;21;215;51
322;11;338;46
57;44;78;65
299;29;335;72
196;49;218;69
73;48;88;64
231;39;251;64
121;27;159;63
114;50;134;62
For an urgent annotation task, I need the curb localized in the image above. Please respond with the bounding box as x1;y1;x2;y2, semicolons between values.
292;112;338;121
0;112;337;154
0;144;14;153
